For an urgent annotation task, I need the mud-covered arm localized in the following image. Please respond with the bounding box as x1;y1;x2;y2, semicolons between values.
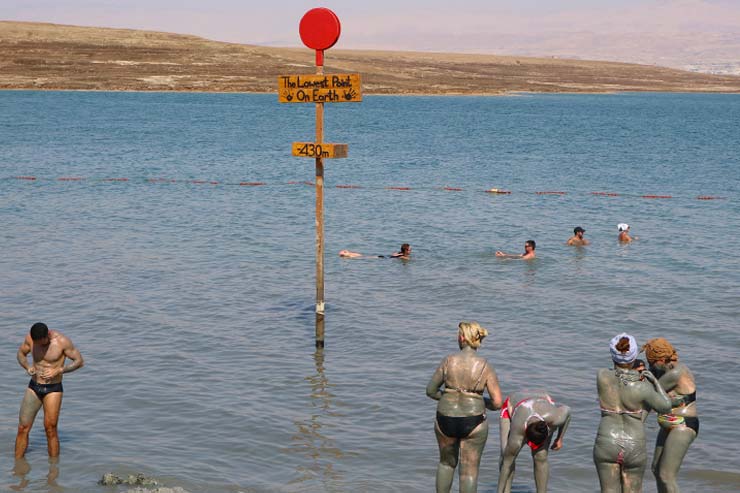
657;366;689;406
550;406;571;450
426;358;446;401
641;370;672;414
17;336;33;374
484;364;503;410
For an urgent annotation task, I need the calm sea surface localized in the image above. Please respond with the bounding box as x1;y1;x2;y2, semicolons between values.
0;91;738;492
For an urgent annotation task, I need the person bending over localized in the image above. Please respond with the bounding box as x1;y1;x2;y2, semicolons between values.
498;391;571;493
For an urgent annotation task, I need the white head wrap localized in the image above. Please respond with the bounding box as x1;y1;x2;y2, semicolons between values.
618;223;629;232
610;333;638;364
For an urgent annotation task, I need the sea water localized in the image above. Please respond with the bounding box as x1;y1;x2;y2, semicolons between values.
0;91;738;492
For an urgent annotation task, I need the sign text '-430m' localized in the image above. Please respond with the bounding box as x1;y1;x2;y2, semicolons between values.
278;74;362;103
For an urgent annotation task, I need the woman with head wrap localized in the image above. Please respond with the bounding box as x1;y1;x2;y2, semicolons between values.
643;338;698;493
426;321;503;493
593;333;671;493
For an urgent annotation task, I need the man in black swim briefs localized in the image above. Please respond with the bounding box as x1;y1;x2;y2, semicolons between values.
15;322;84;458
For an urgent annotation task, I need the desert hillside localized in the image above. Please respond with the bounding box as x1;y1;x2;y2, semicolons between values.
2;21;740;94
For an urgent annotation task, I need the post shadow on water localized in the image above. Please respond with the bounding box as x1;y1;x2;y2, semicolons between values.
11;457;61;491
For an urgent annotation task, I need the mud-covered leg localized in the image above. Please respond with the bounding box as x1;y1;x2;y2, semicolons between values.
42;392;63;457
435;420;460;493
532;437;552;493
459;420;488;493
652;428;668;493
654;427;696;493
622;456;646;493
498;416;514;493
15;389;42;458
593;441;622;493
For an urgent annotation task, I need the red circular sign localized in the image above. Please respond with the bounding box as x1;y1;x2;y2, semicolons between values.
299;8;341;51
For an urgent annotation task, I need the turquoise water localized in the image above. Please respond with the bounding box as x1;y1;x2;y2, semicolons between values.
0;91;738;492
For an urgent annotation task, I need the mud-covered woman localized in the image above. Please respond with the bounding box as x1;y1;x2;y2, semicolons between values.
643;338;698;493
593;333;671;493
426;321;503;493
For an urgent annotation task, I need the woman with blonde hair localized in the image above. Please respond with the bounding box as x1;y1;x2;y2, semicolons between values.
427;321;503;493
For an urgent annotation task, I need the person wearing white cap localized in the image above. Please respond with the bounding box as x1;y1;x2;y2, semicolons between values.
618;224;637;243
593;333;671;493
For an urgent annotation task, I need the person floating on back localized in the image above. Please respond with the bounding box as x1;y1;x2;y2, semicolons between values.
15;322;84;458
339;243;411;259
498;391;571;493
496;240;536;259
567;226;590;246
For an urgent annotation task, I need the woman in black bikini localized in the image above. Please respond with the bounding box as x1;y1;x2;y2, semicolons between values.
643;338;699;493
426;321;503;493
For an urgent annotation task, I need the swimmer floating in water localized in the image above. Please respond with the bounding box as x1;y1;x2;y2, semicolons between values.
567;226;590;246
618;224;638;243
339;243;411;259
496;240;536;260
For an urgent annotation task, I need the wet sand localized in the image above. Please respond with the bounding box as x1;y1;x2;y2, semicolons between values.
2;20;740;94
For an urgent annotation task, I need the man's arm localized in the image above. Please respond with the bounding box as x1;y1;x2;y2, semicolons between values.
60;338;84;375
496;251;523;258
17;336;34;374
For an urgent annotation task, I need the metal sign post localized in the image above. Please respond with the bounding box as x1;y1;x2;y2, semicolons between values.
279;8;362;347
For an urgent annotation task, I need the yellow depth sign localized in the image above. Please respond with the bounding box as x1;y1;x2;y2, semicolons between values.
278;74;362;103
292;142;348;159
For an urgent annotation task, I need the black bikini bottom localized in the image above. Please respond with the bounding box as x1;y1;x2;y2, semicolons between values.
683;417;699;434
436;412;486;439
28;379;63;400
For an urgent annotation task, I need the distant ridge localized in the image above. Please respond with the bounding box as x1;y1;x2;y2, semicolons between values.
1;21;739;94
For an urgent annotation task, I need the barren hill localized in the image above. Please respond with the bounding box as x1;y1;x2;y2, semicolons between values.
2;21;740;94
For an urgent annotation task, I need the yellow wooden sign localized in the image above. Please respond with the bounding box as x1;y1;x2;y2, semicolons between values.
292;142;348;159
278;74;362;103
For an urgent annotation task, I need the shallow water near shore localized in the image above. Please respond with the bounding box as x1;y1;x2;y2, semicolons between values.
0;91;738;492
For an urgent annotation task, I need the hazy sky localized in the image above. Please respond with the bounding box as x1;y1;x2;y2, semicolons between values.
3;0;740;52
